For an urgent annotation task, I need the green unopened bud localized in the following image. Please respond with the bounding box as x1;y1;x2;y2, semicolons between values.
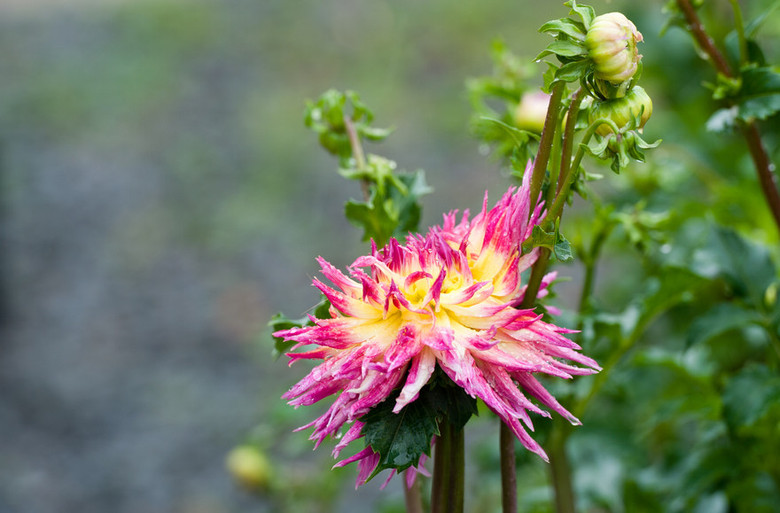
226;445;273;490
513;91;550;133
589;85;652;137
585;12;643;85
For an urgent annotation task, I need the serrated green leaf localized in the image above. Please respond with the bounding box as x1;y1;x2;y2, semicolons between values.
736;66;780;121
360;390;440;475
359;370;477;478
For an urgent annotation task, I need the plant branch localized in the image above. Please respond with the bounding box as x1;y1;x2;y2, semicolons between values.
403;477;424;513
431;420;465;513
499;423;517;513
557;88;585;197
675;0;732;77
741;122;780;231
728;0;749;67
344;115;371;201
530;82;566;211
548;419;576;513
676;0;780;233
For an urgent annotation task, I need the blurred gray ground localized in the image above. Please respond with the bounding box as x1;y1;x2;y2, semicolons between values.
0;0;583;511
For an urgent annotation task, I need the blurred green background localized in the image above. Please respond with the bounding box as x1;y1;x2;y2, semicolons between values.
0;1;778;512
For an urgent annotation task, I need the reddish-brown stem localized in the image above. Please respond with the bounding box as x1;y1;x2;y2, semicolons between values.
676;0;780;233
557;88;585;196
675;0;732;77
500;423;517;513
742;122;780;231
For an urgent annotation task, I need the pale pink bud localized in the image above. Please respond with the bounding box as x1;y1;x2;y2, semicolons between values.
513;91;550;133
585;12;643;84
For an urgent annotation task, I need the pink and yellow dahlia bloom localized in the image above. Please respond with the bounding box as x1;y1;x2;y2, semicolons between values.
275;168;599;485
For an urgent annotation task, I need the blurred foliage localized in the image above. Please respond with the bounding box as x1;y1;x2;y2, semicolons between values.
3;0;780;512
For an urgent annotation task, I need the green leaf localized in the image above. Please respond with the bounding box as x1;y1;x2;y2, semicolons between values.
344;169;431;246
554;59;591;83
360;390;440;475
269;297;331;357
736;66;780;121
554;232;574;262
712;228;777;310
360;370;477;478
536;39;588;61
706;106;739;132
625;267;709;341
722;364;780;432
539;18;586;41
565;0;595;29
687;303;764;348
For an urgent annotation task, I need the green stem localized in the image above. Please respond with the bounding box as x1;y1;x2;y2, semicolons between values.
556;88;585;197
548;215;614;513
431;420;465;513
344;115;371;201
548;420;576;513
403;476;424;513
728;0;749;67
501;81;567;513
500;423;517;513
545;119;615;224
546;124;563;209
448;423;465;513
530;82;566;211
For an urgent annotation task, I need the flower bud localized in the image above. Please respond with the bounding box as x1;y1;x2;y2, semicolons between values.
513;91;550;133
585;12;643;85
226;445;272;490
589;85;652;137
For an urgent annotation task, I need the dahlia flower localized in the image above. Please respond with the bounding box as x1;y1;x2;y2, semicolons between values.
275;166;600;485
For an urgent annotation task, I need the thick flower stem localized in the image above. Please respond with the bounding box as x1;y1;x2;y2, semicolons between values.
431;430;451;513
403;477;424;513
675;0;780;234
500;422;517;513
432;420;464;513
500;81;566;513
549;420;576;513
448;424;465;513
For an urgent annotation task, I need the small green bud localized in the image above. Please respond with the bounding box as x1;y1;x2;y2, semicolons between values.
513;91;550;133
226;445;273;490
585;12;643;85
589;85;652;137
